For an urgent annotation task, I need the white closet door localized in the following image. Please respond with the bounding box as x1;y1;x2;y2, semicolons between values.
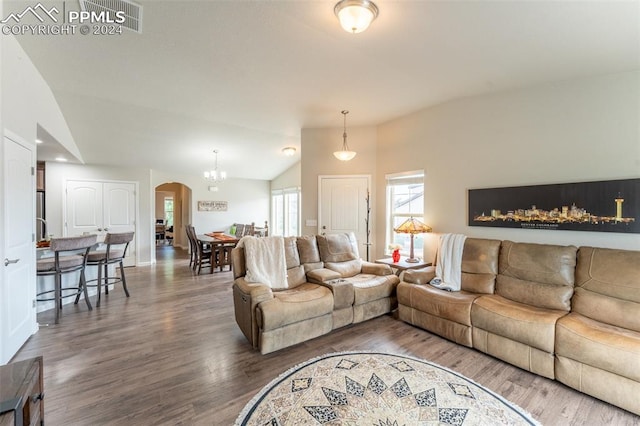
66;180;104;236
103;182;136;266
66;180;137;266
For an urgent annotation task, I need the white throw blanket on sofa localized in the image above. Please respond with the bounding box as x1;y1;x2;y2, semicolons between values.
237;236;288;290
430;233;467;292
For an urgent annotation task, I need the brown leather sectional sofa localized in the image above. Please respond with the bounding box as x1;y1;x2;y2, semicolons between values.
231;233;399;354
398;238;640;416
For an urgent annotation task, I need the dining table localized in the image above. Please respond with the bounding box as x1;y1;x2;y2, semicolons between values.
196;233;240;273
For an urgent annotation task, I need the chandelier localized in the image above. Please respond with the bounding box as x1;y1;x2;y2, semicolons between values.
333;110;357;161
204;149;227;183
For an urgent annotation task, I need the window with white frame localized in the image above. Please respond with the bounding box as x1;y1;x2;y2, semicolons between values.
386;171;425;255
164;197;174;227
271;187;300;237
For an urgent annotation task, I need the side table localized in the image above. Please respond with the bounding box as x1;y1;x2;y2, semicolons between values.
0;356;44;426
375;258;431;276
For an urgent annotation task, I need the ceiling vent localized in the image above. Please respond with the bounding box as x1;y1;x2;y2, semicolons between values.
79;0;143;33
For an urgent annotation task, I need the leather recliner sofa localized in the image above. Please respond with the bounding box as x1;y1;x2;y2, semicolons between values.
231;233;399;354
398;239;640;416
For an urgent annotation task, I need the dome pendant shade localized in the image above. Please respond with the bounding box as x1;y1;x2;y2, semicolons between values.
333;110;357;161
334;0;379;34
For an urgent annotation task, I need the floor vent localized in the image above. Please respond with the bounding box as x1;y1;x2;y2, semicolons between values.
79;0;143;33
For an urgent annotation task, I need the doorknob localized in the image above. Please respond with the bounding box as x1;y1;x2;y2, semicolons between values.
4;258;20;266
104;228;109;232
97;228;103;232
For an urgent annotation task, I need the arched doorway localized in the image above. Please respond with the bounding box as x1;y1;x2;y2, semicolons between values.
155;182;192;250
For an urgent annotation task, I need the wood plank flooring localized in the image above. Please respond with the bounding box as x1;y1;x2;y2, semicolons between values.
12;245;639;425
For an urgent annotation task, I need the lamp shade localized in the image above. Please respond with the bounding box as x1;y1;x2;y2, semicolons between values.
333;150;357;161
394;218;432;235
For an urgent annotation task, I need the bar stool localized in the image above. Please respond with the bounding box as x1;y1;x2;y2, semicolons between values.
83;232;134;307
36;234;97;324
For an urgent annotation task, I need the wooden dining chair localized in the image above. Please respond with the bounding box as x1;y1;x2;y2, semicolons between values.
186;225;212;274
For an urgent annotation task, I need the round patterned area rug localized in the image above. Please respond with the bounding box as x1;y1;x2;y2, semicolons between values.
236;351;541;426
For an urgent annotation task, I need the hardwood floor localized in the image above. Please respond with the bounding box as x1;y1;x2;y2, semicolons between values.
13;245;639;425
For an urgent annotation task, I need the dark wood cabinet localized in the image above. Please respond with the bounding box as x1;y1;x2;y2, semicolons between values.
0;357;44;426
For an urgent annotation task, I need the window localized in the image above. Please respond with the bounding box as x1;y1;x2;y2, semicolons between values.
271;187;300;237
386;171;425;255
164;197;174;227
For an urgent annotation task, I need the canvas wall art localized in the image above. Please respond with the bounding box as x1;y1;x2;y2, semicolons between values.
197;200;228;212
468;178;639;233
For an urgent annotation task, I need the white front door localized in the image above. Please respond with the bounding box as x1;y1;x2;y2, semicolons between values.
318;175;370;257
1;135;36;364
66;180;137;266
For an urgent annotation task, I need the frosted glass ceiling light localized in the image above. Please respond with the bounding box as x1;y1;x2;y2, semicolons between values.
282;147;296;156
204;149;227;183
334;0;379;34
333;110;357;161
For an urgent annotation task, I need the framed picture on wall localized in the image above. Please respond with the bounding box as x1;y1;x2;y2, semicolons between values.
198;200;228;211
468;178;639;233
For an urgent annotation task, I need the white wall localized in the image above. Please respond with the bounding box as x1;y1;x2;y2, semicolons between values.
376;71;640;261
1;36;82;161
45;162;153;264
271;161;301;190
301;125;378;251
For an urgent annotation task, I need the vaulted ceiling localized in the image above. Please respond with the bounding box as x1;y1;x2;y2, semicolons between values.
12;0;640;180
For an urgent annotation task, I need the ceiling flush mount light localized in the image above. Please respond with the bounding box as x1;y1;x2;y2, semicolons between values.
282;147;296;156
204;149;227;183
334;0;379;34
334;110;357;161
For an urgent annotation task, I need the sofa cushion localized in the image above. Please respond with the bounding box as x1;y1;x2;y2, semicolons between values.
471;294;567;353
346;274;399;305
497;241;577;311
573;246;640;332
317;233;359;263
325;259;362;278
296;235;321;264
283;237;300;269
287;265;307;288
459;238;500;293
258;283;333;331
556;313;640;382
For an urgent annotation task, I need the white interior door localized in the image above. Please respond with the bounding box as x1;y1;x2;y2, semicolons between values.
319;175;370;256
1;135;36;364
66;180;137;266
103;182;136;266
66;180;103;236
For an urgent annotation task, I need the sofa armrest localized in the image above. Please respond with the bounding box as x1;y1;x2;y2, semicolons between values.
403;266;436;285
361;261;394;276
233;277;274;349
234;277;274;300
317;279;355;310
307;268;342;284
